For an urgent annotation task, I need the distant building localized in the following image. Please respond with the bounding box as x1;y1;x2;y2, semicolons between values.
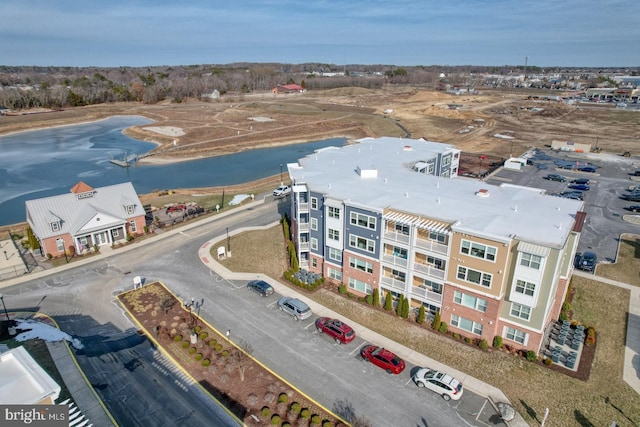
26;181;146;257
285;136;585;353
272;84;305;94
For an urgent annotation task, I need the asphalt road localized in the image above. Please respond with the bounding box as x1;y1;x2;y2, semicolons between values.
2;198;503;426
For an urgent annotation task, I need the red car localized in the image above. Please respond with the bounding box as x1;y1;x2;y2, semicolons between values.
315;317;356;344
360;345;406;374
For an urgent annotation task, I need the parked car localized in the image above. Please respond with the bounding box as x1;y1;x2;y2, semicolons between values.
579;166;597;173
561;192;584;201
412;368;464;401
277;296;312;320
571;178;590;185
568;184;590;191
360;345;405;374
544;174;567;182
247;280;274;297
576;251;597;272
273;185;291;197
622;194;640;202
627;205;640;213
315;317;356;344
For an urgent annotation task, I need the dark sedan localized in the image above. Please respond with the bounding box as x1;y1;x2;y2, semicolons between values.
247;280;274;297
568;184;590;191
627;205;640;213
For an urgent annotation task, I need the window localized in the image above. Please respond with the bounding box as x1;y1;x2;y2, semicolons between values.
515;280;536;297
311;238;318;251
429;231;446;244
426;255;444;269
442;156;451;166
126;205;135;215
50;221;60;232
392;247;407;259
450;315;483;335
461;240;497;261
328;228;340;241
328;247;342;262
520;252;542;269
113;228;120;238
311;197;318;210
389;269;405;282
327;267;342;281
457;266;492;288
349;235;376;253
56;239;64;252
350;212;376;230
453;291;487;312
421;279;442;294
511;303;531;320
311;218;318;231
328;206;340;219
505;327;527;344
427;163;434;174
311;258;317;268
349;257;373;274
394;223;410;235
129;220;137;233
348;278;372;294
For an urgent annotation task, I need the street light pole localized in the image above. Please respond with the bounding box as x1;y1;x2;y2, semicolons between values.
226;227;231;253
0;294;10;321
280;164;283;185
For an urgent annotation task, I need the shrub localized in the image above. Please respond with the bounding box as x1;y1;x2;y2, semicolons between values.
310;414;321;425
586;327;596;345
221;350;229;357
464;337;472;344
194;325;201;333
282;423;292;427
493;336;503;348
271;415;281;425
478;339;489;350
300;408;311;419
338;284;347;294
396;295;404;316
559;312;568;322
438;322;448;334
383;292;393;311
195;353;203;361
365;294;373;305
432;311;441;331
347;293;354;299
181;341;189;349
372;288;380;306
209;339;217;347
452;333;460;340
526;350;538;362
174;334;183;342
189;347;197;354
202;359;211;367
278;393;288;403
322;421;333;427
416;305;426;324
401;297;409;319
543;358;553;366
261;406;270;417
199;332;208;340
46;253;52;260
215;344;223;352
357;296;364;302
290;402;301;414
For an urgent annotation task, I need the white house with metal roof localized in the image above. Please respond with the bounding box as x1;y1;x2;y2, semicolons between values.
26;181;146;258
286;136;585;352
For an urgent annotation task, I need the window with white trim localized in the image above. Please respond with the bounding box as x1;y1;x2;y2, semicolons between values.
457;266;492;287
505;327;527;344
520;252;542;269
453;291;487;312
450;314;483;335
311;258;317;268
442;156;451;166
515;280;536;297
461;239;497;261
349;257;373;274
350;212;376;230
311;238;318;251
394;223;410;235
510;303;531;320
328;228;340;241
429;231;446;243
311;197;318;210
348;278;372;294
113;228;120;238
349;235;376;253
328;247;342;262
129;220;137;233
311;218;318;231
421;279;442;293
126;204;135;214
50;221;60;232
56;239;64;252
328;206;340;219
327;267;342;281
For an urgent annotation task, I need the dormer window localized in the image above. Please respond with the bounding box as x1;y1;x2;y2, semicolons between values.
126;204;135;215
50;221;60;232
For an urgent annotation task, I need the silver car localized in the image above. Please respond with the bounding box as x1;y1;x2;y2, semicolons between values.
277;296;312;320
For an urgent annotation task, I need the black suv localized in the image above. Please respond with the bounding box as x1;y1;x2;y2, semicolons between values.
576;252;597;272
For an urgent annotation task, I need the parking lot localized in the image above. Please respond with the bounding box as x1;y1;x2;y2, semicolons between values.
485;149;640;266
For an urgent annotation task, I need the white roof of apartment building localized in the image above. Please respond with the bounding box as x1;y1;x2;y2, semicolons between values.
26;181;144;239
288;137;583;249
0;346;61;404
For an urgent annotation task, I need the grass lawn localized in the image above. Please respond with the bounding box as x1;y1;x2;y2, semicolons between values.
596;233;640;286
216;225;640;427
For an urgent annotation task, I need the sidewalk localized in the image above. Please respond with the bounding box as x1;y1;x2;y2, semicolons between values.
198;226;529;427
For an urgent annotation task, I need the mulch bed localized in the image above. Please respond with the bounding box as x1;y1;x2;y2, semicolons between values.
117;281;345;427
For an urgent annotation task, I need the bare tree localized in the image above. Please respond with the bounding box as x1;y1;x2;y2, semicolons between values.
231;339;254;381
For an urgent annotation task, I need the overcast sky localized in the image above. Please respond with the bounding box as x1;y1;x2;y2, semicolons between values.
2;0;638;68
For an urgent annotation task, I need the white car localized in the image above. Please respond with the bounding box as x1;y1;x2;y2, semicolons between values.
273;185;291;197
412;368;463;401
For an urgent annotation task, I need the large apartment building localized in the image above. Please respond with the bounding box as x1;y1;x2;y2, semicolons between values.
286;137;585;352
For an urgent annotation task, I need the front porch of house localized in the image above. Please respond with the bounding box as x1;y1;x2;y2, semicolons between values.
74;224;127;254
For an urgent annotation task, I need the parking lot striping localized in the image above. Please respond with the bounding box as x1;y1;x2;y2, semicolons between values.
404;377;414;386
349;343;366;356
475;400;488;423
267;300;278;308
304;322;315;330
179;231;190;237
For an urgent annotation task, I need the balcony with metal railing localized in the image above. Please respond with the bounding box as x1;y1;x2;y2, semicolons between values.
382;253;408;268
298;222;310;232
298;241;310;251
413;262;446;280
298;202;309;212
415;237;448;255
383;230;410;245
410;286;443;305
380;275;407;292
